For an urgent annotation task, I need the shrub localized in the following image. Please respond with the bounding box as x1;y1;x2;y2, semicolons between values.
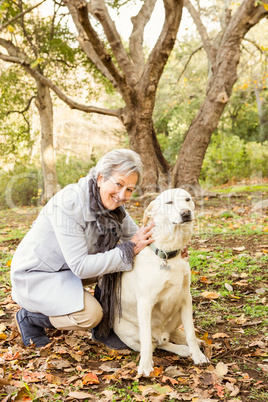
0;164;42;209
200;133;268;187
0;155;96;209
56;155;96;188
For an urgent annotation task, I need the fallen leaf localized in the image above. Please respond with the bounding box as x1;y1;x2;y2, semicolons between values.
1;351;20;361
225;382;240;397
214;383;225;397
201;291;221;299
161;375;179;385
68;391;92;399
199;276;212;284
13;371;46;383
99;362;119;372
233;246;246;252
215;362;228;378
82;372;99;385
164;366;187;377
150;366;163;377
139;384;173;396
225;283;233;291
0;333;7;340
228;294;241;299
212;333;229;339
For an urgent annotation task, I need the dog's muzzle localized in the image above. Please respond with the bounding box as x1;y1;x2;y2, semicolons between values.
181;209;192;222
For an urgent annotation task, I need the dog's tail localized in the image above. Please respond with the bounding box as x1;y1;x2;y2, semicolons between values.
169;327;188;345
170;327;205;347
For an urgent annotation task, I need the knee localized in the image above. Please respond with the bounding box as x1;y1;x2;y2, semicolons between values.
90;302;103;328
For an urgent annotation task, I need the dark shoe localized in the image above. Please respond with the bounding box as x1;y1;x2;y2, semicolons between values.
15;308;54;347
91;327;129;350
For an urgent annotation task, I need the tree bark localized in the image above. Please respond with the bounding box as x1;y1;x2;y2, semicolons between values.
35;82;60;201
123;107;170;192
172;0;268;192
66;0;183;191
254;86;268;143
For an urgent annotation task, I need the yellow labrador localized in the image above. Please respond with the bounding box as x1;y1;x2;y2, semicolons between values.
114;188;208;376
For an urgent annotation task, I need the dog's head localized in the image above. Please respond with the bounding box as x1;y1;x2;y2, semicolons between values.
143;188;195;251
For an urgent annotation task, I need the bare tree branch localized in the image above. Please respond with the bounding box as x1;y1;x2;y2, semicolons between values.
184;0;215;64
18;0;38;57
129;0;157;78
6;95;37;116
0;37;30;61
141;0;183;91
65;0;117;88
66;0;128;98
176;45;203;83
242;37;266;57
0;0;46;33
0;52;120;118
91;0;136;84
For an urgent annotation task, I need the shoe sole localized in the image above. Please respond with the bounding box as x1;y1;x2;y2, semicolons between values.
14;311;21;336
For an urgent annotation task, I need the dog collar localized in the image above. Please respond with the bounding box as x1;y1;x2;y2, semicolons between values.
149;243;181;260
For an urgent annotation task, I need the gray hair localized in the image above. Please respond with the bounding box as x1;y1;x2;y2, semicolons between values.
90;149;143;186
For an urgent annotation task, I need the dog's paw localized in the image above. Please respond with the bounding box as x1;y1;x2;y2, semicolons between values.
191;350;209;365
138;360;154;377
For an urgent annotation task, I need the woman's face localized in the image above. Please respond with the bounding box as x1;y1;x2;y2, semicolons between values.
97;171;138;210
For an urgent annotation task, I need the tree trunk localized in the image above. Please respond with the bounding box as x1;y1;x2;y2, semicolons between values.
124;110;170;193
172;0;268;193
35;82;60;201
254;86;268;143
172;55;239;193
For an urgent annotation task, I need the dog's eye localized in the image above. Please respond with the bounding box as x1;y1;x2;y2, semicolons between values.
165;201;173;205
186;197;191;202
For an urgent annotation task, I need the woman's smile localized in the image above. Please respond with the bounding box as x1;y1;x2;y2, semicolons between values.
97;171;138;210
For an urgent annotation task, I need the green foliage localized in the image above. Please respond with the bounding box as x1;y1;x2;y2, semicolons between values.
0;66;37;161
154;42;207;164
0;164;42;209
200;132;268;186
224;89;260;142
0;155;97;209
56;155;96;188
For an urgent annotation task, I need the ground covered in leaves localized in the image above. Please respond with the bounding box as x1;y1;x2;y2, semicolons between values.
0;180;267;401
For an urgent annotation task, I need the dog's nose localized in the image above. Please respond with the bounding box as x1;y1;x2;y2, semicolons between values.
181;209;192;222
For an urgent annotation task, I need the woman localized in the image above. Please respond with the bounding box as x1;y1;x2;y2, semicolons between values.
11;149;154;349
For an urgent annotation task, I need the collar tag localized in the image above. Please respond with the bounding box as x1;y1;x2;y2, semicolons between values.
160;256;170;270
160;262;171;270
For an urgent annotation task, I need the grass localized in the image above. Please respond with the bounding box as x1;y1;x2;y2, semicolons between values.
0;187;268;401
210;184;268;194
189;248;268;335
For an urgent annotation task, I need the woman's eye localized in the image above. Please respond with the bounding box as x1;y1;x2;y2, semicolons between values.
116;182;123;188
127;188;133;193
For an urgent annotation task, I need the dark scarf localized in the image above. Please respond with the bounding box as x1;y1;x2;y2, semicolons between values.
88;177;135;336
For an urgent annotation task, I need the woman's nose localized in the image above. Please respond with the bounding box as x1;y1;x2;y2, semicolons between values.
118;187;127;200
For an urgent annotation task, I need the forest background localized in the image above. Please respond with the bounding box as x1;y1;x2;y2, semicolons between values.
0;0;268;208
0;2;268;401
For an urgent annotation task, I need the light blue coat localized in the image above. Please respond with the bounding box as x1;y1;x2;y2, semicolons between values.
10;174;138;316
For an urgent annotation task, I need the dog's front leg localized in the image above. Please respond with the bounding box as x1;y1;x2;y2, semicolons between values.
137;298;154;376
181;292;209;364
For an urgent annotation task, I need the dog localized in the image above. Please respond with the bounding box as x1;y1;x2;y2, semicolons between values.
113;188;209;376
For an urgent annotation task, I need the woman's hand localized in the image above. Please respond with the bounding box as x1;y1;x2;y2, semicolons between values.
131;223;155;255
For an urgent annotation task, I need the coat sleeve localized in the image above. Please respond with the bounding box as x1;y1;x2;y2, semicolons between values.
46;205;134;280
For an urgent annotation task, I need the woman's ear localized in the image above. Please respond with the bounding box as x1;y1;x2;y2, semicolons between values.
97;175;103;188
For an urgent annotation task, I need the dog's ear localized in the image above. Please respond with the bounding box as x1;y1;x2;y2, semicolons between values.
143;200;157;225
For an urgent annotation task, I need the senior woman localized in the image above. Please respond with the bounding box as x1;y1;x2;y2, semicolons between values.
11;149;154;349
